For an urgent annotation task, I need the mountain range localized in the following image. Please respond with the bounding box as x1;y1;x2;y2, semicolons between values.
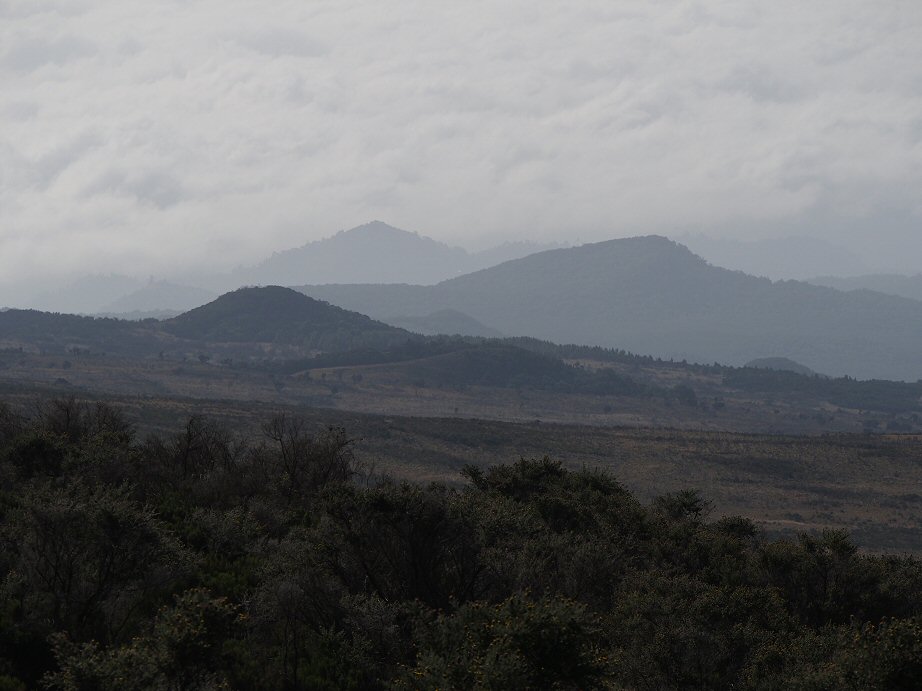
6;225;922;381
295;235;922;381
2;222;559;314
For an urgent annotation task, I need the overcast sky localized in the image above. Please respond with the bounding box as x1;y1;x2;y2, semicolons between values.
2;0;921;284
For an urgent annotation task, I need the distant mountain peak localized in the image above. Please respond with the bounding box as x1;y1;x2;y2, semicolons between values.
475;234;705;273
334;220;414;238
351;219;407;232
221;221;548;288
327;221;460;250
593;234;692;251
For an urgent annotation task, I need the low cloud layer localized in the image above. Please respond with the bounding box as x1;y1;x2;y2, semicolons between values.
2;0;921;283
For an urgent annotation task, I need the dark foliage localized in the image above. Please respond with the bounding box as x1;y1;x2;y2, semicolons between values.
0;310;156;357
0;398;920;689
724;367;922;414
271;337;477;373
279;339;660;397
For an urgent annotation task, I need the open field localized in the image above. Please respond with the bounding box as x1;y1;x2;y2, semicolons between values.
1;348;916;435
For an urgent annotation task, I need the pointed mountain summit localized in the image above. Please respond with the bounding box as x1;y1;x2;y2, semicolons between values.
214;221;557;289
163;286;413;350
226;221;468;287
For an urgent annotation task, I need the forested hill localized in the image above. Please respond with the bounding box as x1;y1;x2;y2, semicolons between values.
296;236;922;381
0;309;153;355
161;285;414;350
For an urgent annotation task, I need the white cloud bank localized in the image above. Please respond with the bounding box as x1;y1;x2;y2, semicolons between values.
1;0;921;283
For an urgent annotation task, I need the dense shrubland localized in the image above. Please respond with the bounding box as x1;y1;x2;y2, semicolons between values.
0;398;920;689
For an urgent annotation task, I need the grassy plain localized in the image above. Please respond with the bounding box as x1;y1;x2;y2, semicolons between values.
0;349;913;435
1;368;921;553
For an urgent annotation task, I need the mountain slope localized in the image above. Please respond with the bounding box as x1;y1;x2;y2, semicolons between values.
808;274;922;302
162;285;415;351
295;236;922;380
678;235;869;280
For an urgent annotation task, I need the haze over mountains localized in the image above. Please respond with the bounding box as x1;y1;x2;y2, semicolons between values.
297;235;922;381
5;222;922;381
28;275;144;315
9;224;916;315
1;222;559;314
100;281;218;316
213;221;561;290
